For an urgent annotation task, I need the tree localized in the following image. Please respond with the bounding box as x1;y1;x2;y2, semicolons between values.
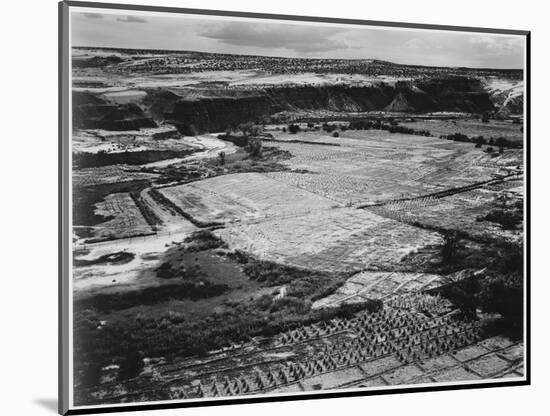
441;232;459;264
477;274;523;335
238;122;262;137
217;151;226;165
288;124;301;134
474;136;486;147
481;112;490;123
495;137;508;148
246;138;263;157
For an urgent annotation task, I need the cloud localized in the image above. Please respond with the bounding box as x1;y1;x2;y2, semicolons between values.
82;12;103;19
198;22;348;53
406;38;429;49
116;15;148;23
468;35;522;53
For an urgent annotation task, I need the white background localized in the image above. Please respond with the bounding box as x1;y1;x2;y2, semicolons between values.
0;0;547;414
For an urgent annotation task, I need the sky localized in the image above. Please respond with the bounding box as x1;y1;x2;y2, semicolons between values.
71;9;525;69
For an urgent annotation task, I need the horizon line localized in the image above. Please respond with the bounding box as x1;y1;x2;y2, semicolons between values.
71;45;524;72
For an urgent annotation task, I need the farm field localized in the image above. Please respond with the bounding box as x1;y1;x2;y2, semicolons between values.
158;172;339;224
88;192;154;242
76;294;524;404
72;122;525;406
215;207;442;272
260;129;521;205
69;44;526;408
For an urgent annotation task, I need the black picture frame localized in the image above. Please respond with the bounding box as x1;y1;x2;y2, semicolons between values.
59;2;531;414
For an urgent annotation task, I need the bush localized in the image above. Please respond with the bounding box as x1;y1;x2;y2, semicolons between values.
238;122;262;137
474;136;486;146
477;274;523;334
217;151;225;165
479;208;522;230
184;230;227;251
322;123;337;133
444;133;470;142
441;232;459;264
270;296;310;314
246;138;263;157
332;131;339;137
288;124;301;134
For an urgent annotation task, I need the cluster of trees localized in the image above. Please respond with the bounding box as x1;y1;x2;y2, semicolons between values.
216;123;264;157
346;119;431;136
288;124;301;134
442;133;522;150
435;234;523;336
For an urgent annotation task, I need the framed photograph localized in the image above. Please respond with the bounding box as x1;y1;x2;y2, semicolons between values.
59;1;530;414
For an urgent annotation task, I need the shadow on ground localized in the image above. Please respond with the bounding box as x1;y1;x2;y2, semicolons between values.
34;398;57;413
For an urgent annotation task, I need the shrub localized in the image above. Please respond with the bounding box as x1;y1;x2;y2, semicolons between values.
322;123;337;133
477;274;523;334
246;138;263;157
438;276;480;319
444;133;470;142
184;230;227;251
255;294;273;310
474;136;486;146
441;232;459;264
288;124;301;134
238;122;262;137
479;208;522;230
217;151;225;165
270;296;310;314
332;131;339;137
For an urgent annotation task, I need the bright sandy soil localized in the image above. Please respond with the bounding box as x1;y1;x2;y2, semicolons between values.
73;223;196;293
142;134;236;168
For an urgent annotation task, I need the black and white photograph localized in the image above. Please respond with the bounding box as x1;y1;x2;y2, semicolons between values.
59;1;529;413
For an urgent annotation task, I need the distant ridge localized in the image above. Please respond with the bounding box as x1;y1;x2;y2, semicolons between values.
71;46;523;74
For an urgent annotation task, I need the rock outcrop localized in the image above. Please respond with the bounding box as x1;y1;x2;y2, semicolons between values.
73;77;497;133
165;77;494;132
72;91;157;131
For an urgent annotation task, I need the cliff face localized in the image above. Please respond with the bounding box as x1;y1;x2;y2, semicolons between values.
165;95;273;133
164;78;494;132
73;77;496;132
72;91;157;131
